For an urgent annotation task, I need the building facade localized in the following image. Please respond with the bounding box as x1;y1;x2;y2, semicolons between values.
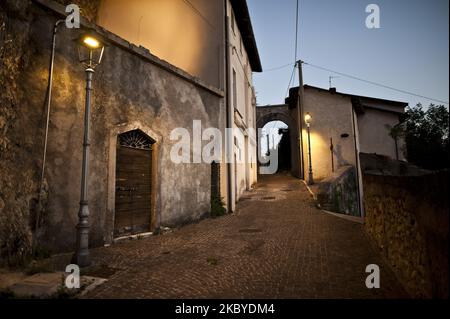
226;0;261;206
0;0;261;262
95;0;262;211
301;85;407;180
257;84;407;217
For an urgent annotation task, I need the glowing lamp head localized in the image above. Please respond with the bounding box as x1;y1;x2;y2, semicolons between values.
82;36;100;49
76;31;105;69
304;113;312;126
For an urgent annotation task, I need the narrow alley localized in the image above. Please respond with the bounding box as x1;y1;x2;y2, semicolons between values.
81;174;406;299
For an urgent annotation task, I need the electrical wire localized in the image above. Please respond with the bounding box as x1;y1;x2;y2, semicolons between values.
284;64;296;99
303;61;449;105
262;62;294;72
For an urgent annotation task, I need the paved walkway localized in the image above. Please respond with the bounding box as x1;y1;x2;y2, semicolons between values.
84;173;407;298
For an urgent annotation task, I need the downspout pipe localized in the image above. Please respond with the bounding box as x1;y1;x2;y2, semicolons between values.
351;108;363;217
224;1;233;213
296;60;305;179
36;19;64;232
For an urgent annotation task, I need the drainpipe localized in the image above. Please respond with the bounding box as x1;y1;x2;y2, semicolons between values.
36;19;64;232
351;108;364;217
296;60;305;179
224;0;233;213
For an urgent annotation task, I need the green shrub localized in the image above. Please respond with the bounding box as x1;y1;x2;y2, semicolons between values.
210;194;226;218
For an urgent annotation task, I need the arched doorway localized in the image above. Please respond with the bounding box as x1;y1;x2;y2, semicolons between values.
114;129;155;237
261;121;291;173
256;104;301;178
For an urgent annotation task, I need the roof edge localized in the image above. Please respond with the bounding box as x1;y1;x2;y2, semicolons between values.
303;85;408;107
230;0;262;72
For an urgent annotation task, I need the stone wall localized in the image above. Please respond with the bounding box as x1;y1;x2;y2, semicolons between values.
0;0;225;264
316;165;359;216
360;152;429;176
54;0;100;22
363;170;449;298
0;0;40;266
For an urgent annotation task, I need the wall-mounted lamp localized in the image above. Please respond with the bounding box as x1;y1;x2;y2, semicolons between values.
304;112;312;127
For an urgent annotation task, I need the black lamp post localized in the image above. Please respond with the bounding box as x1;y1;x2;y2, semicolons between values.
305;112;314;185
72;31;105;267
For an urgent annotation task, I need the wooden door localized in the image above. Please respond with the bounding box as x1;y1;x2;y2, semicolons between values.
114;130;153;237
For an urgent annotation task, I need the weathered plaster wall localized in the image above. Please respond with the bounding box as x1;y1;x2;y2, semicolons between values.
364;171;449;298
54;0;100;21
302;88;357;181
0;0;39;265
357;108;405;160
97;0;225;89
0;1;225;260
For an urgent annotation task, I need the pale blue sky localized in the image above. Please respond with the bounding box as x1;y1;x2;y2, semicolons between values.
248;0;449;109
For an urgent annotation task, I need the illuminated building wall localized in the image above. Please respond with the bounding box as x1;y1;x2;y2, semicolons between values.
97;0;225;89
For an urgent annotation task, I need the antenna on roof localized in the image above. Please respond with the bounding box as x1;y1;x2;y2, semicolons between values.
329;75;340;89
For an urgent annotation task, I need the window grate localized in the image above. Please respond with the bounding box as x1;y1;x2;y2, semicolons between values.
118;130;153;150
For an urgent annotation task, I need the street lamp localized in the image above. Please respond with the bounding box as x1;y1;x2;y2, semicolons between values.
304;113;314;185
72;31;105;267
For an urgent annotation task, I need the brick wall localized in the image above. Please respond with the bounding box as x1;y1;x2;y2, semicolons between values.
363;170;449;298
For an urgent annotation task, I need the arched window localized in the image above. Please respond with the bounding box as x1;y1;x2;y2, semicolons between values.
118;130;153;150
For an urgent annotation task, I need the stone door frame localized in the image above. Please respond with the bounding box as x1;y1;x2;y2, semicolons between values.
105;122;160;244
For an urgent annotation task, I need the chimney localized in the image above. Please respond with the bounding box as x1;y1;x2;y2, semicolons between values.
329;87;336;94
286;87;299;109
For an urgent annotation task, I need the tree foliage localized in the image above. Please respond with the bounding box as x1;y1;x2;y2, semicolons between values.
397;103;449;170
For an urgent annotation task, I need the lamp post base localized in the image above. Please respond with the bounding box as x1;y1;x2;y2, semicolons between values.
307;172;314;185
72;202;91;268
71;251;91;268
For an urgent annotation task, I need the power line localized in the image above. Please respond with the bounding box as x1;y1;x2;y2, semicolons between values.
284;64;297;99
303;61;449;105
262;62;294;72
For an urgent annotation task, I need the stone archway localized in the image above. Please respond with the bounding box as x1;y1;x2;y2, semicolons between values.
256;104;301;178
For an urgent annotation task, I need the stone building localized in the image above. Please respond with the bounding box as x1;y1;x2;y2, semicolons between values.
0;0;261;263
300;85;407;179
257;85;407;216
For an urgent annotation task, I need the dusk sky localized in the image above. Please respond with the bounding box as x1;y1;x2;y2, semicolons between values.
248;0;449;110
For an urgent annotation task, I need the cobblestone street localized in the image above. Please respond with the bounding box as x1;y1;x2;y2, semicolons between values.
83;174;407;299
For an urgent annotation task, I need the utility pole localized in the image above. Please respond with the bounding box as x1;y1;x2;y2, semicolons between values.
296;60;305;179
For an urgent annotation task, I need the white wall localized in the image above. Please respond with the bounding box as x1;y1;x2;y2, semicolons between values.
302;88;357;181
357;108;405;160
227;0;257;201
